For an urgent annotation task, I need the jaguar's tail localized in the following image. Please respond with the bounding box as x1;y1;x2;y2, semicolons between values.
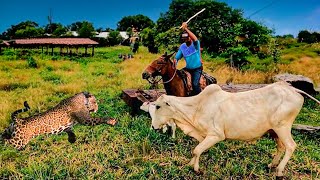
11;101;30;121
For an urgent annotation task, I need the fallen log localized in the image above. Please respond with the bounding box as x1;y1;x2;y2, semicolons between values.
293;124;320;132
273;73;319;95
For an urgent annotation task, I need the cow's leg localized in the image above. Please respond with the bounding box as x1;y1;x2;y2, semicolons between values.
171;123;176;138
273;127;296;177
188;131;205;142
189;135;222;173
268;133;285;169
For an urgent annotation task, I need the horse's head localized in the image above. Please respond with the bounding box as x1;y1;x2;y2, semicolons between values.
142;52;175;80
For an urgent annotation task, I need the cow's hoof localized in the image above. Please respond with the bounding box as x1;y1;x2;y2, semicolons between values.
266;165;277;172
270;167;277;172
276;176;284;180
267;164;277;172
195;170;203;175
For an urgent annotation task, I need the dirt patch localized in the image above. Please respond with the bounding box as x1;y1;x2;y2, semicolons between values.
0;83;30;91
300;56;313;62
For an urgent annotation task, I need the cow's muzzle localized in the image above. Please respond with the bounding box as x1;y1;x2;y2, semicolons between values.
151;125;160;131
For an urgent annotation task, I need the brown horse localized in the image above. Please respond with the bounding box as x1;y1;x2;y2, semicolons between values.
142;52;216;97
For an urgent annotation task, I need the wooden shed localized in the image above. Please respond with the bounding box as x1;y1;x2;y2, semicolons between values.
9;38;99;56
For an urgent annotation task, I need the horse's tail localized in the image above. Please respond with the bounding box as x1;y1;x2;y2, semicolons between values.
11;101;30;121
202;71;217;85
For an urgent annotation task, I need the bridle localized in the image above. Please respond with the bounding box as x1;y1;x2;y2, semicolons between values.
146;57;177;88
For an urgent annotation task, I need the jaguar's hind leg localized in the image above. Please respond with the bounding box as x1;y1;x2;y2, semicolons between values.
65;128;76;143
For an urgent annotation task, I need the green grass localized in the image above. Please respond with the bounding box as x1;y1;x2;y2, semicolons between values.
0;46;319;179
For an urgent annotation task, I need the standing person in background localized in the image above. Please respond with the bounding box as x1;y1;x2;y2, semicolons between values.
130;25;139;53
174;22;203;95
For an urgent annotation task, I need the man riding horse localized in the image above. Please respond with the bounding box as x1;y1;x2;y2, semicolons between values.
142;22;216;97
174;22;203;95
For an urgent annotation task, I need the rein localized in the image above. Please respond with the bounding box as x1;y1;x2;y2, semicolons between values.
147;65;177;87
162;68;177;84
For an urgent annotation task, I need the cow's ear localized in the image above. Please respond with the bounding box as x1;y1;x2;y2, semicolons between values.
156;105;161;110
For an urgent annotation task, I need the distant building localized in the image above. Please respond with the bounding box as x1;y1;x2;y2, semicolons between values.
55;31;129;40
95;32;109;38
95;31;129;39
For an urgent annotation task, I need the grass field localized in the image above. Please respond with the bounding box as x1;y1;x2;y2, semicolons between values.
0;46;319;179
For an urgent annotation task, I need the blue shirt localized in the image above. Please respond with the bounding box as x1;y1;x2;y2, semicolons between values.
175;40;202;69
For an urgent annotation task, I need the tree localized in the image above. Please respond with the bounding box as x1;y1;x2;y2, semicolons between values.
44;23;59;34
96;27;103;33
278;34;294;39
297;30;318;43
78;21;95;38
312;32;320;42
155;0;272;55
239;19;273;51
117;14;155;31
156;0;193;33
106;31;122;46
15;26;44;38
52;25;67;37
44;23;67;36
140;27;158;53
2;21;40;39
105;27;114;31
154;27;181;53
68;21;84;31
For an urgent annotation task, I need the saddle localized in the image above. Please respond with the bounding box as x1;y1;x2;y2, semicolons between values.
177;69;217;96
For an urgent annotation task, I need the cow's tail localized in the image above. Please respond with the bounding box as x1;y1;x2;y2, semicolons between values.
294;88;320;105
11;101;30;121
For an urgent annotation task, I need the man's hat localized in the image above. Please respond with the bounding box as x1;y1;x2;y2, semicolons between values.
181;31;189;38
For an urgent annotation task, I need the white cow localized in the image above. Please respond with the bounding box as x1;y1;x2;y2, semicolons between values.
140;101;177;138
147;82;320;178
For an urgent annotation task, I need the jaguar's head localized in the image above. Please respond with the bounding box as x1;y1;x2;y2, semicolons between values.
83;92;98;113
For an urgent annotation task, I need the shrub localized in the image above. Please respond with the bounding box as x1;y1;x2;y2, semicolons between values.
70;57;90;65
221;45;251;69
40;70;63;84
2;49;18;60
140;27;158;53
155;27;180;53
27;56;38;68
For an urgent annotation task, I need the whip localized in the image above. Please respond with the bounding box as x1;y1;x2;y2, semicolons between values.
180;8;206;29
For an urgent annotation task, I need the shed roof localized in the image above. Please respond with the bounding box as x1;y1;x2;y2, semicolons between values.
0;41;10;46
13;38;98;45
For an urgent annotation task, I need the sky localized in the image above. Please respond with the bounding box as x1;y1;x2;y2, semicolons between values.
1;0;320;37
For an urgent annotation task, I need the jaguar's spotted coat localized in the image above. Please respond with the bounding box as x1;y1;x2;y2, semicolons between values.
1;92;110;150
